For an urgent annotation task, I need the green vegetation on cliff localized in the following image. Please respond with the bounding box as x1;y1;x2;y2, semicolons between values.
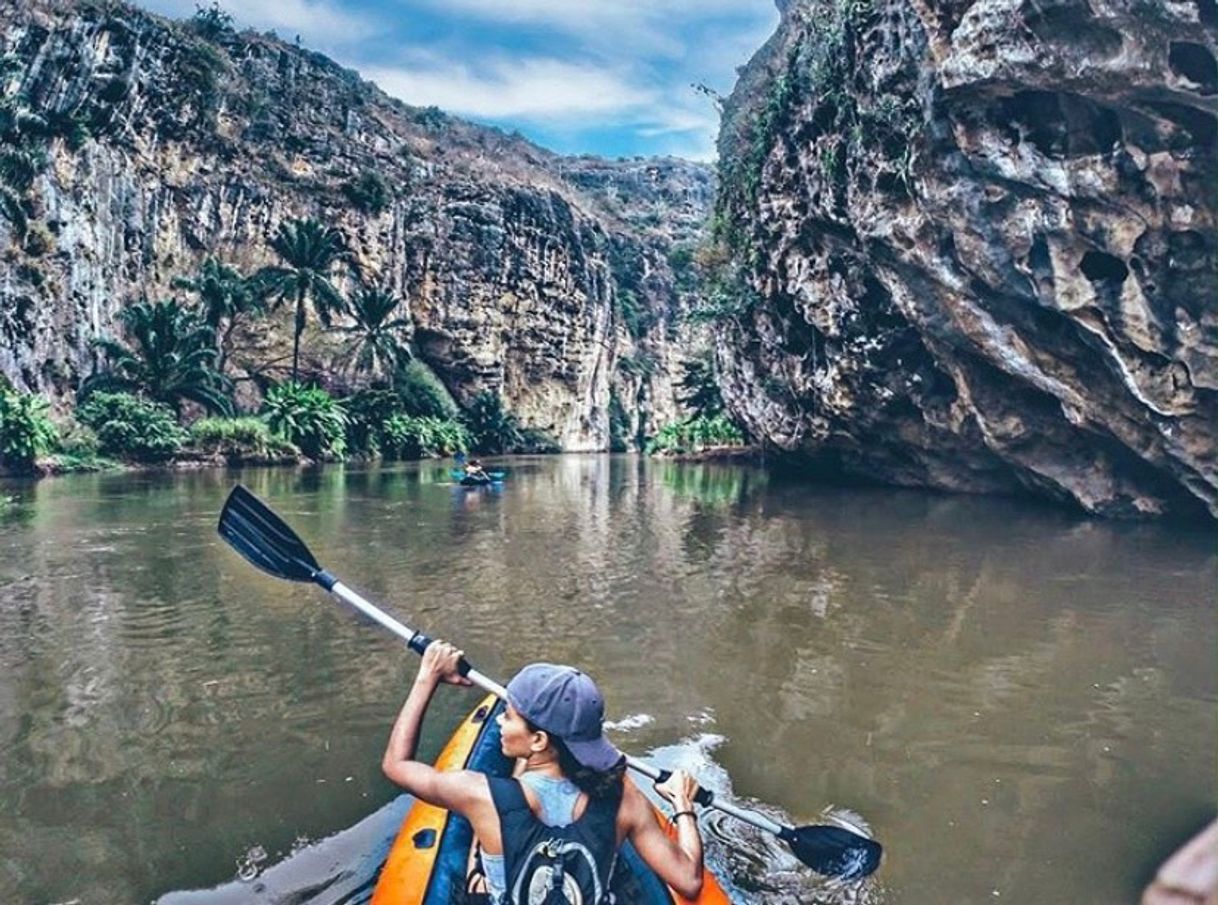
0;385;57;472
84;300;233;416
0;0;718;469
646;415;745;455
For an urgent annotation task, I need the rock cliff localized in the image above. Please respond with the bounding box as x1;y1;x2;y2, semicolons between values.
713;0;1217;518
0;0;713;451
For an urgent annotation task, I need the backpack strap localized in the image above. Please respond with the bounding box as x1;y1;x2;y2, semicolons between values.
487;775;538;894
487;775;532;816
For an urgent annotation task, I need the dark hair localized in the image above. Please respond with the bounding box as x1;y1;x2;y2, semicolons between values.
525;717;625;800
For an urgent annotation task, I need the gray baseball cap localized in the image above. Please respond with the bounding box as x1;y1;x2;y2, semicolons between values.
506;663;624;772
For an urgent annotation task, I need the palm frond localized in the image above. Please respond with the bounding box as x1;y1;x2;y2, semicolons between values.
0;187;27;238
87;299;231;413
311;277;347;325
78;371;138;402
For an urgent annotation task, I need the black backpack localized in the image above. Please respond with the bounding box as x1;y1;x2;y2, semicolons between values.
510;836;614;904
488;777;621;905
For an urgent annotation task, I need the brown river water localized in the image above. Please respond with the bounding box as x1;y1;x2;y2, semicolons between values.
0;456;1214;904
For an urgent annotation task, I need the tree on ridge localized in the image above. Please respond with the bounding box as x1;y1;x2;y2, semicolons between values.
257;218;352;382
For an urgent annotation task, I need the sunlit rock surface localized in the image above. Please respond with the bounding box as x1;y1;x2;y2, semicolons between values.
714;0;1217;518
0;0;712;450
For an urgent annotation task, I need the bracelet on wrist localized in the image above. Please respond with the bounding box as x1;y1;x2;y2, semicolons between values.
669;809;698;825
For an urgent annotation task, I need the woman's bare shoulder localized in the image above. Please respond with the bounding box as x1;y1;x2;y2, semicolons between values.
445;769;495;808
617;775;652;825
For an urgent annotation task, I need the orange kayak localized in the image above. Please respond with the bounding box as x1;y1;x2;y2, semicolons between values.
371;694;732;904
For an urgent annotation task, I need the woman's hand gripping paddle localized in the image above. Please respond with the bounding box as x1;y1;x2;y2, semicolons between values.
216;485;883;880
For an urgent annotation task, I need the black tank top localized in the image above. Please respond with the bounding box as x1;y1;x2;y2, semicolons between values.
488;776;621;904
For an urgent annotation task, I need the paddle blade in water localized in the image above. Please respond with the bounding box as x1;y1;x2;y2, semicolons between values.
217;485;322;583
784;824;882;880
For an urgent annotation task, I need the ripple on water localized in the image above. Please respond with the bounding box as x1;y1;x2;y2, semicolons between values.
603;712;654;732
645;735;885;904
13;461;1211;905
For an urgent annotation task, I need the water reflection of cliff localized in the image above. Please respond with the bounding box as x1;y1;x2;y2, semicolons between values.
649;487;1216;903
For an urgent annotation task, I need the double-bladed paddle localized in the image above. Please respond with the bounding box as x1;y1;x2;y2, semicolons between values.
450;469;506;481
216;484;882;881
451;453;506;482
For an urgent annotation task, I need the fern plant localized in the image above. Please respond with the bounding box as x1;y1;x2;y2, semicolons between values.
262;383;347;460
0;388;57;471
646;415;745;455
189;417;293;459
382;415;470;459
76;392;187;461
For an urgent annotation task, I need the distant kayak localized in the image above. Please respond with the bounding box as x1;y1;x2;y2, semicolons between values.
371;695;732;905
452;469;506;486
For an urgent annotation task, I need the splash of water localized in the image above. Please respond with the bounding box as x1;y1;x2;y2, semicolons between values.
647;735;886;904
235;844;269;882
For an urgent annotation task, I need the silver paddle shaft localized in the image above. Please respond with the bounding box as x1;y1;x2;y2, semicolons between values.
331;580;506;697
329;579;788;838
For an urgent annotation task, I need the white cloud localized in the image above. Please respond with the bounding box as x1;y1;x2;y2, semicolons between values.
635;105;720;138
433;0;770;28
363;57;651;121
419;0;776;57
362;47;726;159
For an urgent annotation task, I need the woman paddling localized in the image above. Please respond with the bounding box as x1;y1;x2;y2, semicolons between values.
462;459;490;484
383;641;705;904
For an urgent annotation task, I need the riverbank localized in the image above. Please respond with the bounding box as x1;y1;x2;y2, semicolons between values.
1;450;301;480
6;442;757;482
652;444;760;463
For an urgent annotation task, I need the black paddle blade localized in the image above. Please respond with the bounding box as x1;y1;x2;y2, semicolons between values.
784;824;882;880
217;485;322;583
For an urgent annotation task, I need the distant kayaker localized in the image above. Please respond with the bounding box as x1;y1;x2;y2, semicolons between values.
383;641;706;904
463;459;489;482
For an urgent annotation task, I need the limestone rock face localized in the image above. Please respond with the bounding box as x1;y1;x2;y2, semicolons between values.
0;0;712;451
714;0;1217;518
558;156;716;445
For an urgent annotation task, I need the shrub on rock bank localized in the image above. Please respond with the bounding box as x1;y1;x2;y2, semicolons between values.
646;415;745;455
397;359;459;420
382;414;470;459
189;416;297;461
262;382;347;460
0;386;57;472
77;392;188;461
1;377;551;474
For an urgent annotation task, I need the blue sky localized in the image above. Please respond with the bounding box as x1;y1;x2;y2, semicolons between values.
136;0;780;160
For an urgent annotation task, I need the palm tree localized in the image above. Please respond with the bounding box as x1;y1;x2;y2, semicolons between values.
464;391;522;454
257;218;351;381
82;299;233;415
336;286;412;383
677;352;724;418
172;257;266;372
